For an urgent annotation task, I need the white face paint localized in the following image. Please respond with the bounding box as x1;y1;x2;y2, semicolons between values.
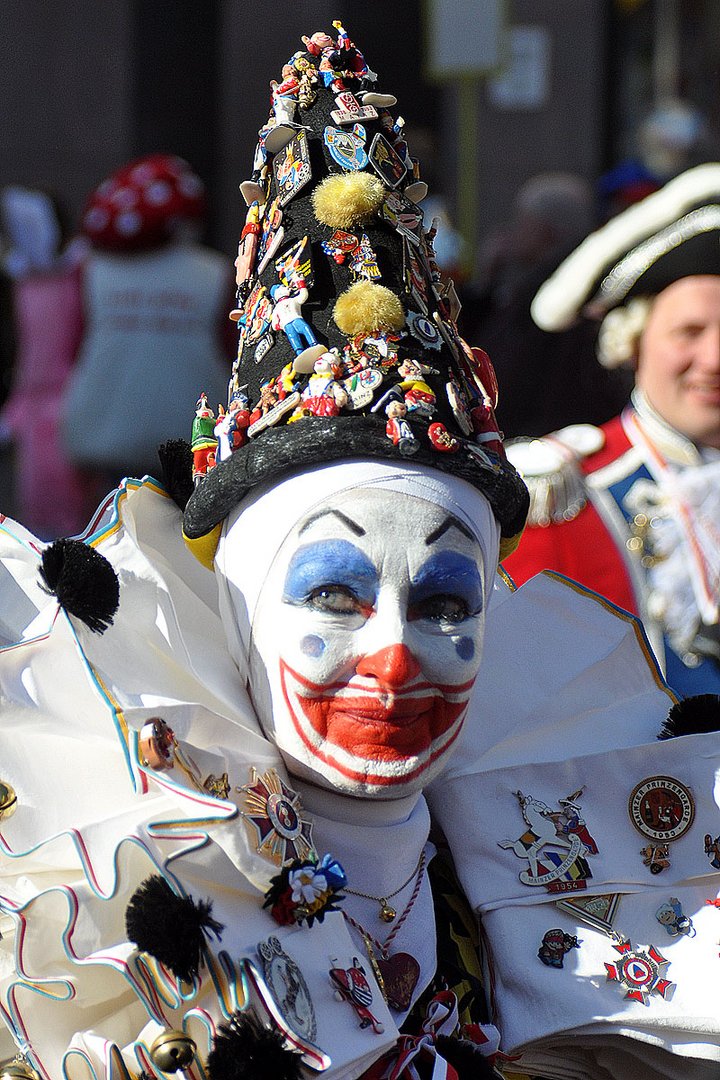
246;487;490;797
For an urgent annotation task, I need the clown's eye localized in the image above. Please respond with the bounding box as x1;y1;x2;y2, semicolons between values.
307;585;365;615
408;594;470;623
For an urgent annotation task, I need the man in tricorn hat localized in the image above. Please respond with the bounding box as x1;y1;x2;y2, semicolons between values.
505;165;720;697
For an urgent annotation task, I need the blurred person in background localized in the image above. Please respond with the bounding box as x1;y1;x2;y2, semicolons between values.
0;186;94;537
61;154;233;483
462;172;632;438
504;164;720;697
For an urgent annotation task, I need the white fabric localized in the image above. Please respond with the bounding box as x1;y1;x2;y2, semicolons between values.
0;477;717;1080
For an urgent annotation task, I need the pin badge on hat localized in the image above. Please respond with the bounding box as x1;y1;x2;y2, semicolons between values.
273;129;312;205
368;132;408;189
256;196;285;275
628;776;694;873
323;124;368;171
406;309;442;350
331;90;378;125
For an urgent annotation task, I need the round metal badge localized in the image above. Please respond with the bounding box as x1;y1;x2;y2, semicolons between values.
628;776;694;843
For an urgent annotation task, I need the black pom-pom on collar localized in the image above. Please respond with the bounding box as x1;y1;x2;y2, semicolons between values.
207;1011;303;1080
659;694;720;739
39;539;120;634
125;874;224;983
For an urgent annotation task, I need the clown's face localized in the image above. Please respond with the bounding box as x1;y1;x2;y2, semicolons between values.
247;488;490;797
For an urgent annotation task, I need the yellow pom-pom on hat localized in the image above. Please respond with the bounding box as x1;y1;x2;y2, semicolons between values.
333;281;405;337
312;172;386;230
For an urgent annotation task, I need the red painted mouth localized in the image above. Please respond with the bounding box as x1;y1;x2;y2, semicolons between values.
279;660;474;786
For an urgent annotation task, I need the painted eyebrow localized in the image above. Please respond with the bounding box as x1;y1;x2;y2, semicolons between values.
299;508;366;536
425;515;475;546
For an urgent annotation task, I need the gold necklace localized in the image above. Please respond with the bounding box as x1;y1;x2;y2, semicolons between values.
343;849;425;922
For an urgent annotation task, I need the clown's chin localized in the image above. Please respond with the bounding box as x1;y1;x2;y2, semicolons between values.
278;663;470;796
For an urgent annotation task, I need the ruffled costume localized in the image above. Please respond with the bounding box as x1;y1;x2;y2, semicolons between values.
2;476;719;1079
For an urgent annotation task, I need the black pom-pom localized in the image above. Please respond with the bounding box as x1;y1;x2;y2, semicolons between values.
435;1035;501;1079
39;539;119;634
125;874;224;982
658;695;720;739
207;1012;303;1080
157;439;195;510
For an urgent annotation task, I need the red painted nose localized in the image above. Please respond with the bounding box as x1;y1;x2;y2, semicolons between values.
355;644;421;687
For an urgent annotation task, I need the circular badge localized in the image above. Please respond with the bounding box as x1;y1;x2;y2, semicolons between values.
259;936;317;1041
628;776;694;842
267;791;302;840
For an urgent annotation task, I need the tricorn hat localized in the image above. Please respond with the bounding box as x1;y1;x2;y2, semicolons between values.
532;163;720;332
181;23;529;565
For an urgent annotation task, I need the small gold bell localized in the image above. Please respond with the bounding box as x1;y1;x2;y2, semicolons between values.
0;1058;40;1080
150;1030;196;1073
379;900;396;923
0;782;17;821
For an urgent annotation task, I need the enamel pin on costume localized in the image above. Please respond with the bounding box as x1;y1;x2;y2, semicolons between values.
604;940;675;1005
329;957;385;1034
238;767;315;865
499;788;598;893
628;775;695;873
259;936;318;1042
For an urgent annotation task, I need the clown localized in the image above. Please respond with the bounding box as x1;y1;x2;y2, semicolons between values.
1;23;720;1080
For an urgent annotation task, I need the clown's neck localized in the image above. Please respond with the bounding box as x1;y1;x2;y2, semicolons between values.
291;776;423;828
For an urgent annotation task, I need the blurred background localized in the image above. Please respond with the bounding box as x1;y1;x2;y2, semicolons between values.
1;0;719;530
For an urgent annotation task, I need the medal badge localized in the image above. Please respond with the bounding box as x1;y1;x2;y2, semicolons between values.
628;775;694;872
258;936;318;1042
237;767;315;865
604;940;675;1005
273;129;312;205
368;132;408;189
323;124;368;171
499;788;598;893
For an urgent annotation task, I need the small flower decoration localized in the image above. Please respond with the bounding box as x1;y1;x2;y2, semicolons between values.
264;854;346;927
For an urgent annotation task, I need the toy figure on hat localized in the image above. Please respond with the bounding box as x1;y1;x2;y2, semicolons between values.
3;22;720;1080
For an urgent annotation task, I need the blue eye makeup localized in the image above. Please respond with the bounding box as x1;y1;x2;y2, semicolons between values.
283;540;378;610
408;551;483;622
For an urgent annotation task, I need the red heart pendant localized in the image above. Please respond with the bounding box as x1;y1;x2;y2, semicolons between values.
377;951;420;1012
